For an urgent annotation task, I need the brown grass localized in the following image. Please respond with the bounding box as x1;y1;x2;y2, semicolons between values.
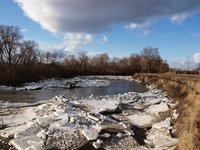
134;73;200;150
177;92;200;150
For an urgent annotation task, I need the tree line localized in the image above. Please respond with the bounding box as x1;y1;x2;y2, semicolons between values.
0;25;169;86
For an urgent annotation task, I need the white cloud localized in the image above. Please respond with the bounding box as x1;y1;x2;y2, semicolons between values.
126;23;139;30
63;33;93;52
194;52;200;63
126;22;151;31
170;13;192;24
126;22;151;36
39;33;93;53
14;0;200;53
15;0;200;34
101;36;108;44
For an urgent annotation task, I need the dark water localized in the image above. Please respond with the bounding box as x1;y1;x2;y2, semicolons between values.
0;79;147;103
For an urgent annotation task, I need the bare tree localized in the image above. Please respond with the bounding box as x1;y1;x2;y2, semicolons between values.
160;60;169;73
19;40;39;64
140;47;160;73
0;25;23;84
109;57;120;74
92;53;109;73
57;51;66;63
78;52;89;72
45;52;55;64
0;25;22;64
64;55;79;72
37;51;46;63
0;26;171;85
119;57;129;74
128;54;141;73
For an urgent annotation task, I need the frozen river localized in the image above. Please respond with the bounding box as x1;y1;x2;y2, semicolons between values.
0;76;147;103
0;76;179;150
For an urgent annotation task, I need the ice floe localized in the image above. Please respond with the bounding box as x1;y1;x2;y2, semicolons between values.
146;103;169;116
128;113;154;128
0;76;140;91
81;127;99;140
77;98;120;113
0;84;179;150
93;75;134;81
0;77;111;91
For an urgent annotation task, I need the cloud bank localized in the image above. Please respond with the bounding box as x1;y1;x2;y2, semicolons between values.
39;33;93;52
15;0;200;34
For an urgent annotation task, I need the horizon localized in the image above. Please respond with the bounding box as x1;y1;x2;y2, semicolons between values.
1;0;200;69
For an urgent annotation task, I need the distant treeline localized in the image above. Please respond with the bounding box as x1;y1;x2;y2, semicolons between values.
0;25;169;86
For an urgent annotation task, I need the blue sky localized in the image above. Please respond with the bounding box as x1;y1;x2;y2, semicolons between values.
1;0;200;68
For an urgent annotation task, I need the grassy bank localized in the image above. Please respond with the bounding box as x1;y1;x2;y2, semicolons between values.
133;73;200;150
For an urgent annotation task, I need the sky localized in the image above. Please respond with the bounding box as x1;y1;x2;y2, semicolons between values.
0;0;200;68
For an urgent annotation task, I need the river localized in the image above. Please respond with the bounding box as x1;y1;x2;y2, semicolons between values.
0;76;147;103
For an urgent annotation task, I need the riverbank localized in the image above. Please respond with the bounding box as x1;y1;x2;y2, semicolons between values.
0;76;178;150
133;73;200;150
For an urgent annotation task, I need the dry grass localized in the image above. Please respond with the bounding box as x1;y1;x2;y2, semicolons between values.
134;73;200;150
177;92;200;150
